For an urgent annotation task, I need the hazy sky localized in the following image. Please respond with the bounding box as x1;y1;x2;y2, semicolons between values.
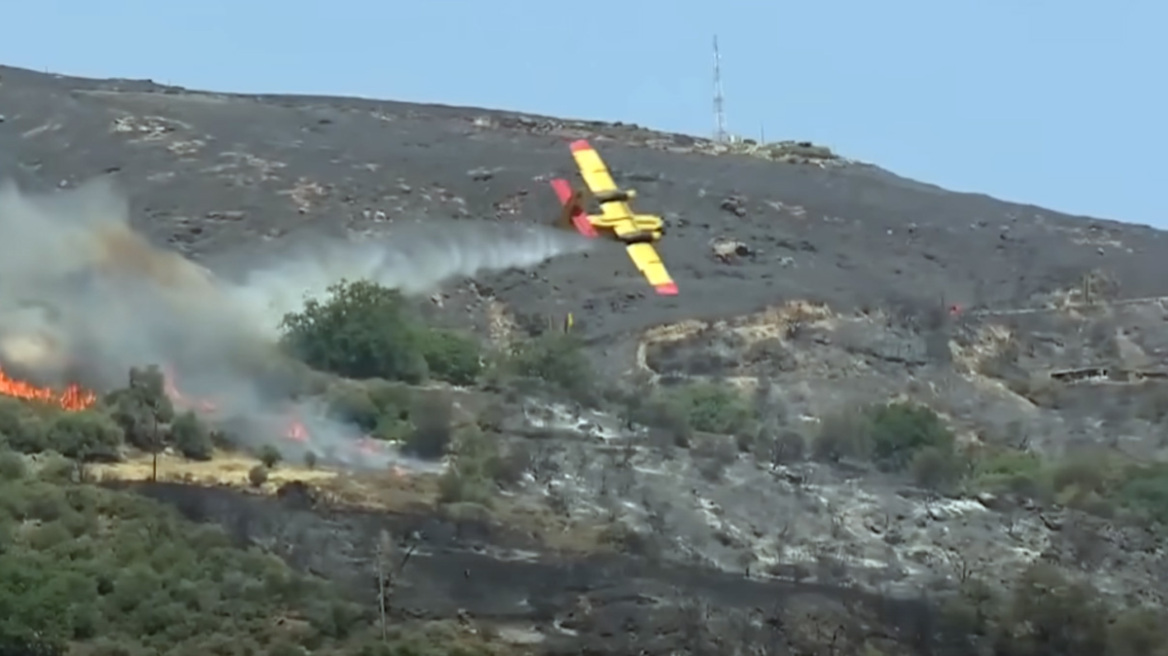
4;1;1164;226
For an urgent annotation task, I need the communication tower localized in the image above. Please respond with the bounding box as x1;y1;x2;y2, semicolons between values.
713;35;728;143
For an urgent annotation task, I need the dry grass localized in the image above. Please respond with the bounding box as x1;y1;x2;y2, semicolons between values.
93;448;612;555
91;449;336;488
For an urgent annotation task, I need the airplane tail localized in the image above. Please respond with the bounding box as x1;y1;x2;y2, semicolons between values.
549;178;599;238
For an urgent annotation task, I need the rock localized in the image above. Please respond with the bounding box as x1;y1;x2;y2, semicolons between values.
720;196;747;217
927;505;950;521
1041;513;1064;531
711;238;752;263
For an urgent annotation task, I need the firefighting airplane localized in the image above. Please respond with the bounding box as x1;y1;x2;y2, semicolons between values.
549;140;678;295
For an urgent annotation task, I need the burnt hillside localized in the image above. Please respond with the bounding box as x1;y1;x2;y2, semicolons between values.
0;63;1162;341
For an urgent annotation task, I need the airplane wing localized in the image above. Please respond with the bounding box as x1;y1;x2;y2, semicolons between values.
569;140;639;222
626;243;679;295
569;140;618;194
549;178;599;238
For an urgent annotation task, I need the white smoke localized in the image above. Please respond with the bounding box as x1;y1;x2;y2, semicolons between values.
0;176;589;468
227;219;591;338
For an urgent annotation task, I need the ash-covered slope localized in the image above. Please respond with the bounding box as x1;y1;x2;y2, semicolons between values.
1;63;1164;340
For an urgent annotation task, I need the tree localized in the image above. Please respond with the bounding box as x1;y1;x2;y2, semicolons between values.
279;280;429;384
104;366;174;452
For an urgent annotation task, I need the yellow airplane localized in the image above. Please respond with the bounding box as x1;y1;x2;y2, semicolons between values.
549;140;678;296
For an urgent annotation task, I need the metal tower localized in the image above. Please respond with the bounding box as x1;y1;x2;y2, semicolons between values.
713;35;728;143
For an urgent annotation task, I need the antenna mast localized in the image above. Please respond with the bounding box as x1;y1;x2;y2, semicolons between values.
713;35;728;143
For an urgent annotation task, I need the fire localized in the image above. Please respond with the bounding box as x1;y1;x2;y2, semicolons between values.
0;366;96;411
161;364;218;414
285;418;309;442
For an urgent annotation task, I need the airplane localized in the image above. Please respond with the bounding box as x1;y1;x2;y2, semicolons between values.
549;139;679;296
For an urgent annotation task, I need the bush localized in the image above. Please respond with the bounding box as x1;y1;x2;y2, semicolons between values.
248;465;269;487
1001;562;1108;656
1116;464;1168;525
867;402;954;470
258;445;282;469
170;411;212;461
44;411;123;462
506;332;595;401
813;407;874;463
814;402;958;475
969;447;1047;498
771;430;807;465
437;428;500;506
417;329;483;386
401;393;453;460
628;394;693;448
910;446;965;492
0;398;51;454
666;381;755;436
0;450;428;654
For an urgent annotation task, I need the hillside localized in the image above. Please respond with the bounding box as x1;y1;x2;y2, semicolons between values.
2;63;1165;341
3;63;1168;656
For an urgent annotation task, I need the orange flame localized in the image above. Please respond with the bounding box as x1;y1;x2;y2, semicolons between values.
162;365;218;414
0;366;96;411
285;418;309;442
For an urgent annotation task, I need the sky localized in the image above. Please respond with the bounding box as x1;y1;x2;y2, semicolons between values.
3;1;1165;227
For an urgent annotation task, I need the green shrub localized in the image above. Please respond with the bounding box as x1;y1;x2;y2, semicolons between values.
666;381;755;436
44;411;124;462
867;402;954;470
170;411;212;461
417;329;483;386
1116;464;1168;525
506;332;595;401
437;428;500;506
0;458;398;654
969;447;1046;497
814;402;957;474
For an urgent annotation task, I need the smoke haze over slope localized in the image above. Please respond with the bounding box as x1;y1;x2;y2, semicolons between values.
0;176;587;463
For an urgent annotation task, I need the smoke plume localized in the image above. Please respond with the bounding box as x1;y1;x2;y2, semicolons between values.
0;176;588;467
228;219;590;339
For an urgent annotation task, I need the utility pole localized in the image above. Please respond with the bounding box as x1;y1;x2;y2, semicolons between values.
713;35;728;143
